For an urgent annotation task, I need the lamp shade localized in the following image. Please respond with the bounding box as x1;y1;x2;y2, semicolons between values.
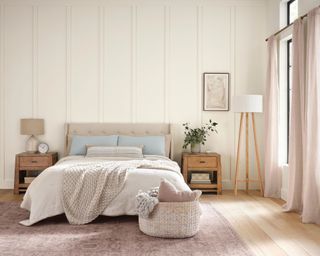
233;95;263;113
20;118;44;135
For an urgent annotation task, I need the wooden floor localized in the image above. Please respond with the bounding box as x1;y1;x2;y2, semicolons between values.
1;190;320;256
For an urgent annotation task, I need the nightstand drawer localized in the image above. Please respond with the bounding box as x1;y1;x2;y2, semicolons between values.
188;156;217;168
20;156;50;167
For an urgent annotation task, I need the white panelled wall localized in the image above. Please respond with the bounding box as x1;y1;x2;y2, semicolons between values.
0;0;267;189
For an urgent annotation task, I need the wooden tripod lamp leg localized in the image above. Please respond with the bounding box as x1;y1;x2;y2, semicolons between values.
234;113;244;196
245;113;249;193
251;113;264;196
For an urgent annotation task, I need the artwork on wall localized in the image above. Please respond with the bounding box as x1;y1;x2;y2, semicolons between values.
203;73;229;111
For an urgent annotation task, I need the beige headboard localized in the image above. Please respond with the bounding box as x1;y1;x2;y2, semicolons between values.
65;123;173;159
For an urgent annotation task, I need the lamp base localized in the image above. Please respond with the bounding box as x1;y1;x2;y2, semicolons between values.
25;135;39;153
234;112;264;196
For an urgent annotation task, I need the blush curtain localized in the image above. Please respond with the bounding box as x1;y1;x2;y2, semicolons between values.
264;36;281;198
284;19;305;213
285;7;320;224
302;7;320;224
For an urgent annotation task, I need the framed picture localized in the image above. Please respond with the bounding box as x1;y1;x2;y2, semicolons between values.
203;73;229;111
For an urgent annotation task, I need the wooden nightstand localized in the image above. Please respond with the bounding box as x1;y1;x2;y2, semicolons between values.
14;152;58;194
181;152;222;194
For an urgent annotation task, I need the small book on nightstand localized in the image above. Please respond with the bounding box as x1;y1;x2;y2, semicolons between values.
190;173;211;184
24;177;36;184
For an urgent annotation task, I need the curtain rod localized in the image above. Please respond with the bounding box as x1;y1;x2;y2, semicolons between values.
265;12;308;42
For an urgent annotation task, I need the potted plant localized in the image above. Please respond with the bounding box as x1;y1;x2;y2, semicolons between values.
182;120;218;153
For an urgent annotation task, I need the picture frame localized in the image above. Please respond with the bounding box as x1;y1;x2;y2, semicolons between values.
203;73;229;111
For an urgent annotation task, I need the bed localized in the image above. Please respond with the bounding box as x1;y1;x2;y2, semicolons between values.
20;123;189;226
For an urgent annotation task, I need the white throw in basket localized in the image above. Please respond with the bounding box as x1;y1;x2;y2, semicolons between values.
138;200;201;238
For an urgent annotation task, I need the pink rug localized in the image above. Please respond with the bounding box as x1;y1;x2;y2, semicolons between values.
0;201;252;256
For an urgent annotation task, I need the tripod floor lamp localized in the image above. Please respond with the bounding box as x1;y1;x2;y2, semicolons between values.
233;95;264;196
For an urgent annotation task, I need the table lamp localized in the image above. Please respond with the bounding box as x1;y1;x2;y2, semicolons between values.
233;95;264;196
20;118;44;153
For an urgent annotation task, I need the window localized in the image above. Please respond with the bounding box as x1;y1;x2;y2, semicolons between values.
287;0;298;25
282;0;298;162
287;39;292;161
279;1;299;164
285;0;297;162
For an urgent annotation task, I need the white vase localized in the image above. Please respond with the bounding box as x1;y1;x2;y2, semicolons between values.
191;143;201;153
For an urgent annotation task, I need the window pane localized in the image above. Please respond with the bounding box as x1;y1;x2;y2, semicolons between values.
289;40;293;67
289;0;298;24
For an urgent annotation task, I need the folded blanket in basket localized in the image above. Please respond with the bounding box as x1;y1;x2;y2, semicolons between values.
136;179;202;219
136;187;159;218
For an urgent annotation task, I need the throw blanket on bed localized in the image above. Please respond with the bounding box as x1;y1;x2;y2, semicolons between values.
62;159;180;225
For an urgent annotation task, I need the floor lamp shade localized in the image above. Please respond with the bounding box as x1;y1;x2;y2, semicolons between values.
233;95;263;113
20;119;44;152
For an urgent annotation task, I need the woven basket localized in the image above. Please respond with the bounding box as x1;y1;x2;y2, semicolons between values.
138;200;201;238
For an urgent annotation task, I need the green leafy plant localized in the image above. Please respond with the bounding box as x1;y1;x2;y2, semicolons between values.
182;120;218;149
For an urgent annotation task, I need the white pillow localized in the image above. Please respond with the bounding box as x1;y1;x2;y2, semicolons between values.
86;146;144;159
118;135;167;156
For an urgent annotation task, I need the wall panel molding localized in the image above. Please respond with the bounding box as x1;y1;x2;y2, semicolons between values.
197;5;203;125
66;5;72;122
131;5;137;123
202;5;235;186
99;6;105;122
229;6;236;183
4;5;33;188
136;4;165;122
32;5;38;117
38;4;67;167
163;5;170;123
70;5;100;122
103;5;132;122
0;4;5;185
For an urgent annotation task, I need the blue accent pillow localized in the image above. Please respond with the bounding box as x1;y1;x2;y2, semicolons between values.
69;135;118;155
118;135;166;156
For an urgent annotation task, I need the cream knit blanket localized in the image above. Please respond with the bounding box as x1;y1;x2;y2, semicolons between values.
62;159;180;225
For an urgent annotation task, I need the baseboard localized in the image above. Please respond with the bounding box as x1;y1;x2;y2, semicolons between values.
0;179;14;189
222;180;233;190
222;180;259;190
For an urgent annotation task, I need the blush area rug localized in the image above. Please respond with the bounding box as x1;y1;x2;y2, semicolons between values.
0;202;252;256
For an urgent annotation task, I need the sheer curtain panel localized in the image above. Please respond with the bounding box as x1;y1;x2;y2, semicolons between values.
284;19;305;213
264;36;282;198
302;7;320;224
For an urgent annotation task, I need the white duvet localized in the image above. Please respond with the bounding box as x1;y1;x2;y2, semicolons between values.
20;155;189;226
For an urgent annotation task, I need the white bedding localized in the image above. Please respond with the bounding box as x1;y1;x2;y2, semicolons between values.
20;155;189;226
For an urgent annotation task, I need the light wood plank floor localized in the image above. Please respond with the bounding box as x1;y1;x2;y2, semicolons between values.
1;189;320;256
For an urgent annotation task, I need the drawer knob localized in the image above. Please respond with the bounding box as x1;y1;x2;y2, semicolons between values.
31;160;38;163
200;161;206;163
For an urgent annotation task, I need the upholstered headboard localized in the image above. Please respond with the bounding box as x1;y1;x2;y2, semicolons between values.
64;123;173;159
